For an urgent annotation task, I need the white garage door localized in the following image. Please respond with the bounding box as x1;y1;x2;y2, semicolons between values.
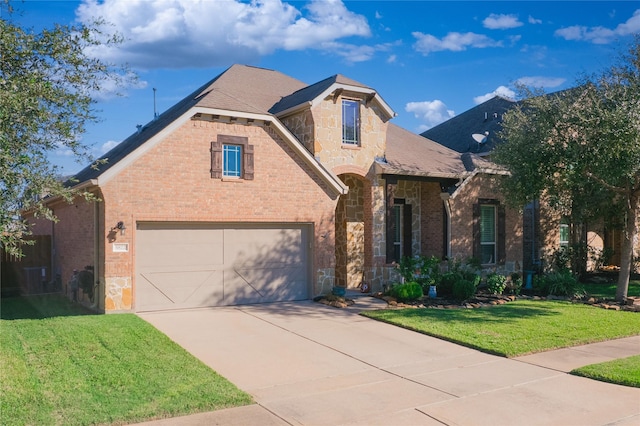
136;223;311;311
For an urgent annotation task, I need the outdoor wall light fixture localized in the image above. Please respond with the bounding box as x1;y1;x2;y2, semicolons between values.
113;221;126;236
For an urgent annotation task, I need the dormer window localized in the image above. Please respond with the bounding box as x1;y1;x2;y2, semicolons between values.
342;99;360;145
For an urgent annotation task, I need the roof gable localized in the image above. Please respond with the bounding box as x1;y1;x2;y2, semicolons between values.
270;74;395;120
69;65;348;195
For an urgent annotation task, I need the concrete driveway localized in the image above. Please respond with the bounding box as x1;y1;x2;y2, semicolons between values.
138;298;640;426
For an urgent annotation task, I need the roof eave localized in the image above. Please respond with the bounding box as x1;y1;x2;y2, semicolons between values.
274;101;313;119
374;161;465;180
312;83;396;120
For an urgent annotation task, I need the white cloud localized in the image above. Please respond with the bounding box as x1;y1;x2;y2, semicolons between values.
483;13;523;30
516;76;566;88
412;31;502;55
473;86;516;104
100;140;121;154
405;100;455;129
76;0;371;69
528;15;542;25
555;9;640;44
386;54;397;64
323;40;399;63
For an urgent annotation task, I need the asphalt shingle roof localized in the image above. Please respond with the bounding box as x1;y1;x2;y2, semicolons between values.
420;96;517;154
382;123;467;178
270;74;371;115
70;65;487;187
71;65;306;184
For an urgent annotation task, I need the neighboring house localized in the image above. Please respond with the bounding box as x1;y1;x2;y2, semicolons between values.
27;65;522;312
420;96;516;156
422;95;639;274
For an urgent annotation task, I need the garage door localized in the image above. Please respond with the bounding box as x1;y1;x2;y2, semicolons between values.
136;223;311;311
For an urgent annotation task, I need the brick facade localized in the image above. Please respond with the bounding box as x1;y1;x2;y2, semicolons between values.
448;174;523;271
30;66;534;311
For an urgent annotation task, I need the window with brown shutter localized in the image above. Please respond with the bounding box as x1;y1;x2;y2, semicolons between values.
210;135;254;180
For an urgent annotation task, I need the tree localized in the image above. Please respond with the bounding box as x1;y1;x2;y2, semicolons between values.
0;2;133;256
494;37;640;302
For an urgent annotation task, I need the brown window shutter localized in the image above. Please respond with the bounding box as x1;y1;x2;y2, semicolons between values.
211;140;222;178
497;204;506;264
472;203;481;260
244;144;254;180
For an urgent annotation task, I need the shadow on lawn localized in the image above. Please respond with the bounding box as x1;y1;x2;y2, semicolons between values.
1;294;96;320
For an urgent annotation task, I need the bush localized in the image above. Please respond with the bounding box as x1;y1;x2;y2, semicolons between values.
533;271;585;298
462;270;481;287
508;272;523;295
486;273;507;295
438;272;461;296
390;281;423;302
453;279;476;301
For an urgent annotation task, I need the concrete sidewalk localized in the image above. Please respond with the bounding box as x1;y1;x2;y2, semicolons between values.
136;298;640;426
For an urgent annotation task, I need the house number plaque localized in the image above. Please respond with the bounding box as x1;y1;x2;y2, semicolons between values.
113;243;129;253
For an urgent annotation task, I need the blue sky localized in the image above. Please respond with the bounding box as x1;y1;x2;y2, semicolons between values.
11;0;640;174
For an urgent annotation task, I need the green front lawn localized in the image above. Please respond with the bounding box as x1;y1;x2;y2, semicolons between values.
362;300;639;357
1;295;253;426
571;355;640;388
582;279;640;299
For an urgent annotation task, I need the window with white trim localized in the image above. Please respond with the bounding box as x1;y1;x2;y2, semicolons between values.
342;99;360;145
223;144;242;177
480;204;497;264
559;219;570;249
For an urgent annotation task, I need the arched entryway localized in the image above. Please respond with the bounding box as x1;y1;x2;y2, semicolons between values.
335;174;369;289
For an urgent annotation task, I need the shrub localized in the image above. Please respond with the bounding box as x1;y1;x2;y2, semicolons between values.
508;272;523;295
532;274;549;295
486;273;507;295
453;279;476;301
390;281;423;302
438;271;461;296
534;271;585;298
462;270;481;287
397;255;441;286
547;271;585;298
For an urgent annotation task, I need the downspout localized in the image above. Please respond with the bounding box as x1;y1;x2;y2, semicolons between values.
440;192;452;258
93;199;101;312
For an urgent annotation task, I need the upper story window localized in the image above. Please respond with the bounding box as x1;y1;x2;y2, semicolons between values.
223;144;242;177
211;135;254;180
342;99;360;145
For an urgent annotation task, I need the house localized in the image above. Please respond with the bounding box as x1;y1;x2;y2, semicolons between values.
27;65;522;312
422;95;639;275
420;96;516;156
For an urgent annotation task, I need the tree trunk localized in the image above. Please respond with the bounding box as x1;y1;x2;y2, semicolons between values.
616;192;639;302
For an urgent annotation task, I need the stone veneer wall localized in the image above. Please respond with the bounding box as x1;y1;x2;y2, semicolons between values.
312;92;388;172
393;180;421;255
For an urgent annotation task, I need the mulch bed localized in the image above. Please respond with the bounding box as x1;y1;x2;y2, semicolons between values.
314;291;640;312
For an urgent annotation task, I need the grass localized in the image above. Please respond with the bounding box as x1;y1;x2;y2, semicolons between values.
582;279;640;299
1;295;253;426
361;299;639;357
571;355;640;388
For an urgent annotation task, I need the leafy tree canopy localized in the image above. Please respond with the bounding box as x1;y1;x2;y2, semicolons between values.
494;36;640;301
0;1;134;256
